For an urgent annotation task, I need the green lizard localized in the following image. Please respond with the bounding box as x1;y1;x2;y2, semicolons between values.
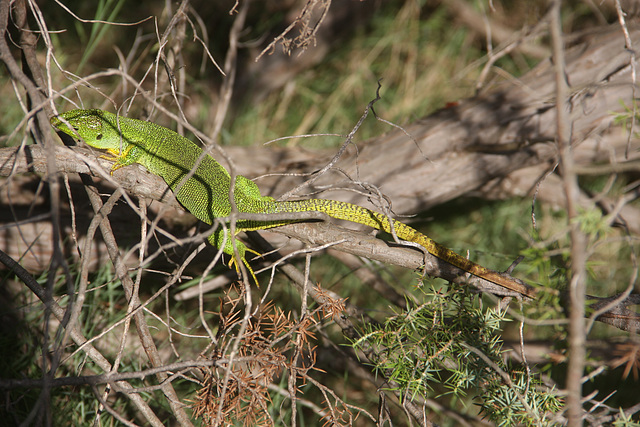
51;109;536;298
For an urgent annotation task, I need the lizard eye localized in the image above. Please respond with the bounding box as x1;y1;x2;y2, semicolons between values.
96;134;103;140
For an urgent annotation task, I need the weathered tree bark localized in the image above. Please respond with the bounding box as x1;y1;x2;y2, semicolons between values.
2;23;638;278
247;24;638;216
12;5;640;426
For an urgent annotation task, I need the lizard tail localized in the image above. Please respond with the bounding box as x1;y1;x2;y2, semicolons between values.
271;199;536;298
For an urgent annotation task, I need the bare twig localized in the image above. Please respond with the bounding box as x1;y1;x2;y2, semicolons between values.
549;2;588;425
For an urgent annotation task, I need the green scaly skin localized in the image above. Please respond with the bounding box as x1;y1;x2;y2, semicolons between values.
51;109;536;298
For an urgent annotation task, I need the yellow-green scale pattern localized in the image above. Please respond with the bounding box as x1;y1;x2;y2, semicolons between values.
51;109;536;298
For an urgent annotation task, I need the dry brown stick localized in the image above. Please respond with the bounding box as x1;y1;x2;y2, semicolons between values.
0;247;166;426
80;173;193;427
0;143;530;298
549;2;587;425
1;1;76;423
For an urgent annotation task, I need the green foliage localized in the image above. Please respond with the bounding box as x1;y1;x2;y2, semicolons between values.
612;99;640;137
3;0;639;424
613;408;640;427
572;207;611;241
227;1;486;149
75;0;127;74
350;284;562;423
481;370;562;427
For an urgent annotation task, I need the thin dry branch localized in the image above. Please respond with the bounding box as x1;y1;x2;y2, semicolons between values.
1;21;639;323
549;2;588;424
2;2;640;425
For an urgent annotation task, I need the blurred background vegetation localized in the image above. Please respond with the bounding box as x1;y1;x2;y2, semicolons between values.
1;0;639;425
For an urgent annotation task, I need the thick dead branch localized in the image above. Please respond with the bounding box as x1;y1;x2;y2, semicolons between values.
1;24;639;325
3;24;638;270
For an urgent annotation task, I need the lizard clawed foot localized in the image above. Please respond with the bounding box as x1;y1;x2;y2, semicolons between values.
228;249;261;285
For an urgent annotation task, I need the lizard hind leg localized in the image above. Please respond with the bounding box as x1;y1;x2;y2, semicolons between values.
209;228;261;285
228;254;260;286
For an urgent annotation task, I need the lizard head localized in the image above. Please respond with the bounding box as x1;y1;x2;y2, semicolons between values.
50;109;122;150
